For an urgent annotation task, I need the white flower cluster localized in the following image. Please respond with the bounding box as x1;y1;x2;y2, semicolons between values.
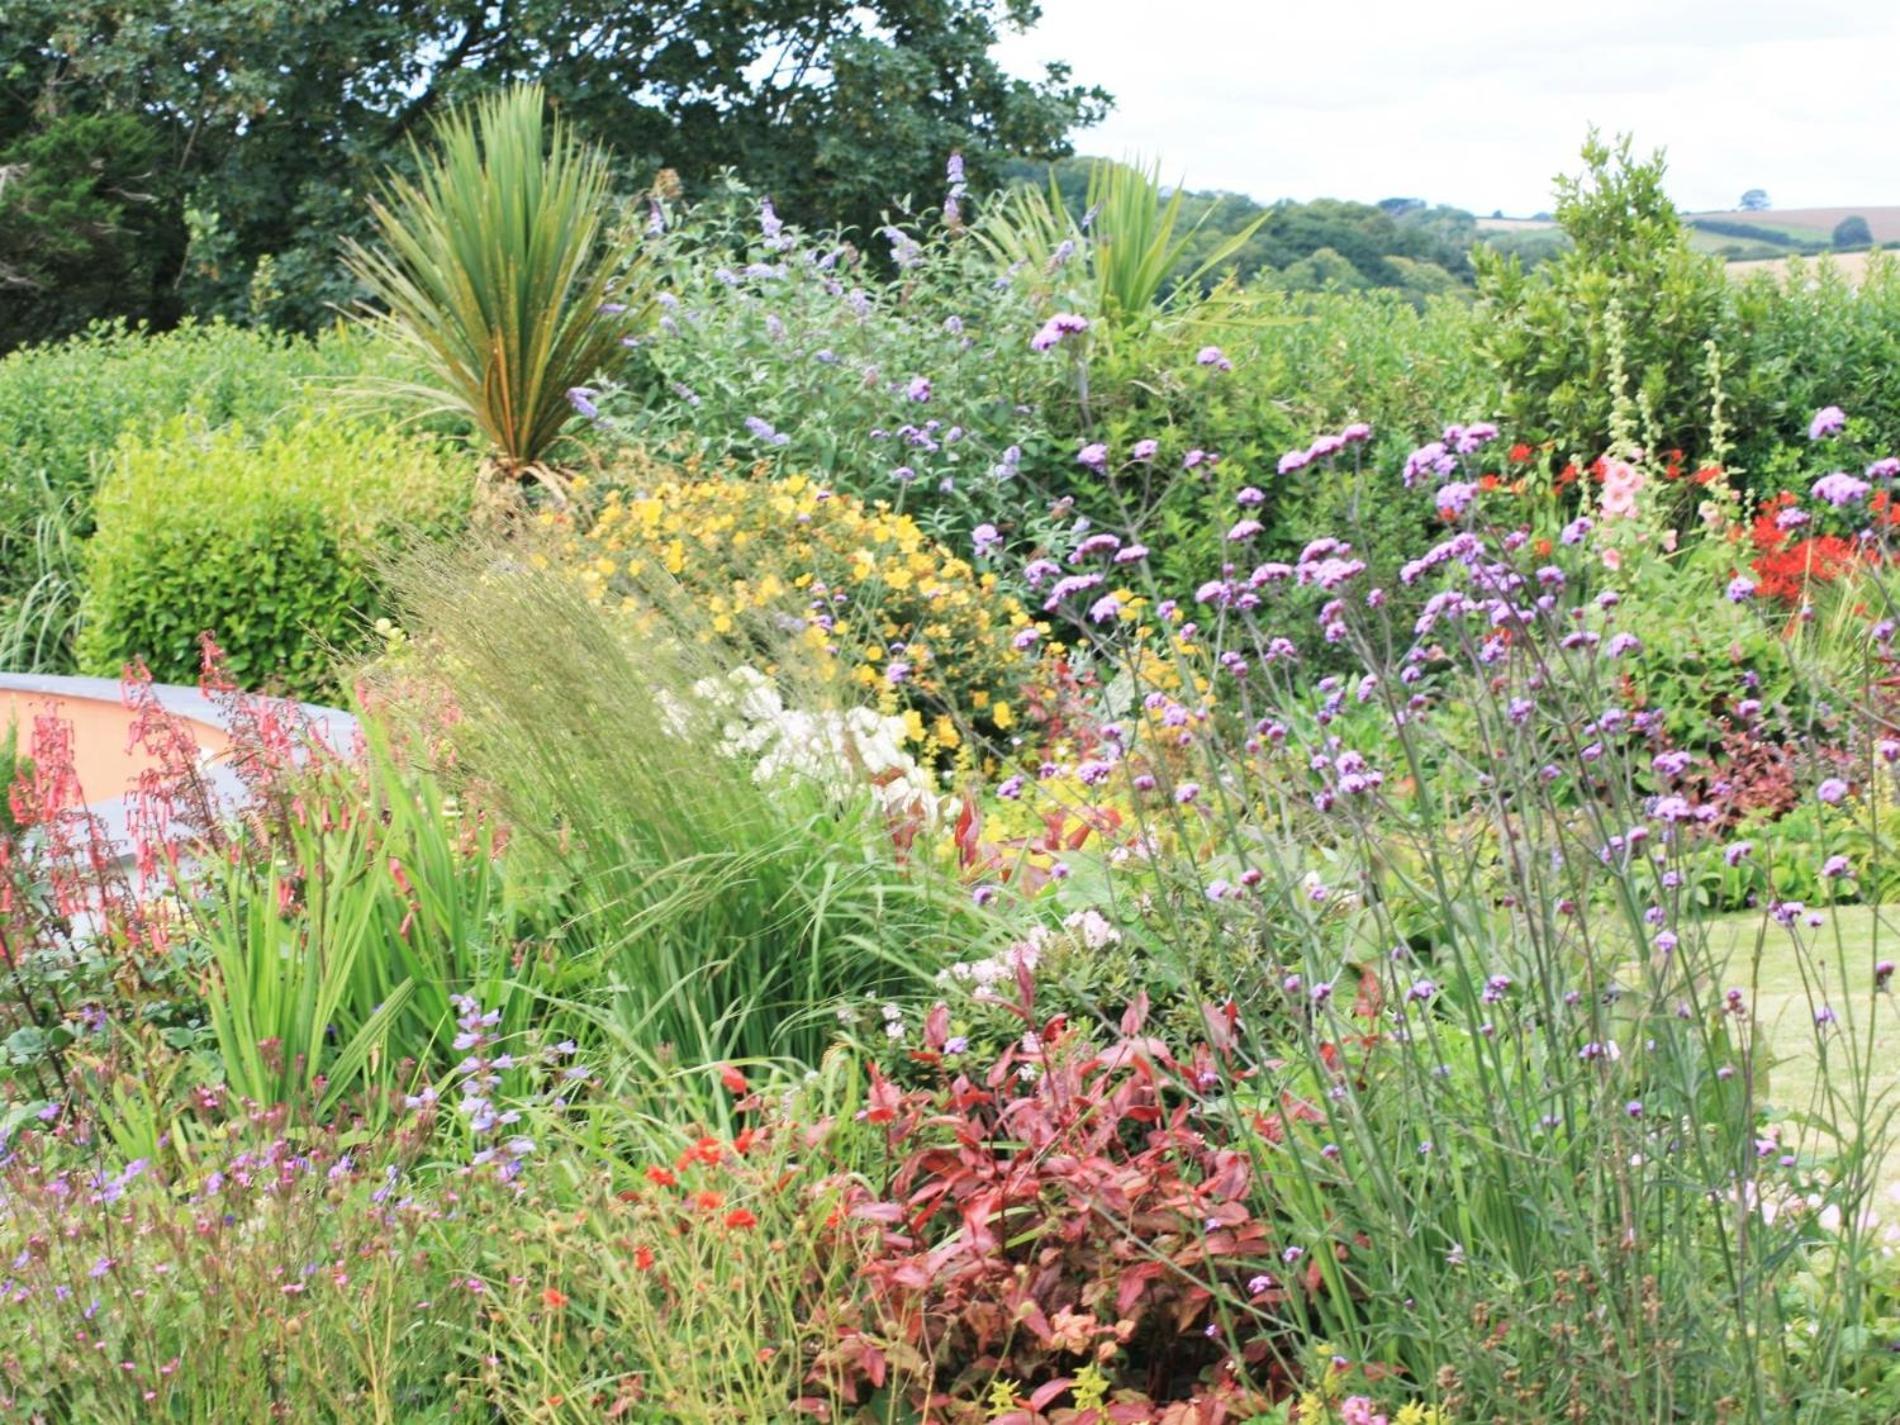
937;908;1121;990
671;667;948;827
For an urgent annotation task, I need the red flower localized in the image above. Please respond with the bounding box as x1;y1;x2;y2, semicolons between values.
719;1063;750;1095
693;1188;726;1212
1508;442;1533;463
733;1127;758;1155
676;1136;724;1171
633;1245;654;1271
644;1165;677;1189
724;1208;759;1231
542;1286;568;1310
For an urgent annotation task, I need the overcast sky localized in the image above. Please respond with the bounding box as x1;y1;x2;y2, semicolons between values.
994;0;1900;215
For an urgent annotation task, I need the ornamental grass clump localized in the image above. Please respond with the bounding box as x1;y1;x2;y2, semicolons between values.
378;542;997;1085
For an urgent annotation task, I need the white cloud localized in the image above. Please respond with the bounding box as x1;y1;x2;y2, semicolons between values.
996;0;1900;213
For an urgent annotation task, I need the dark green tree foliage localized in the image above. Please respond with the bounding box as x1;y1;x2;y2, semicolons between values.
1833;215;1873;249
0;0;1107;344
1473;132;1734;461
0;114;180;349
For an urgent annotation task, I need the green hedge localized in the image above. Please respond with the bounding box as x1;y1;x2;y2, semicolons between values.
77;415;469;698
0;319;420;673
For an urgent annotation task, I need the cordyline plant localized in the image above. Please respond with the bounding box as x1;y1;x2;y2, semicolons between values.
344;83;649;496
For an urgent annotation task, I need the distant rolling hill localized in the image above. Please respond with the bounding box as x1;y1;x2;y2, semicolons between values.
1687;207;1900;243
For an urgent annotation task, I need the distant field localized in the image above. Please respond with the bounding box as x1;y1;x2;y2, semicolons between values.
1689;206;1900;243
1726;249;1887;285
1474;216;1555;232
1687;228;1788;261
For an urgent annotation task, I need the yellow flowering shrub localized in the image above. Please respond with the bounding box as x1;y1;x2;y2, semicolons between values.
553;458;1047;762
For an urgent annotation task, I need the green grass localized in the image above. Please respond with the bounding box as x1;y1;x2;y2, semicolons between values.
1706;905;1900;1192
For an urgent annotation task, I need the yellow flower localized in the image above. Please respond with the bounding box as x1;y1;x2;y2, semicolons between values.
991;701;1014;730
984;1379;1021;1417
1071;1363;1109;1411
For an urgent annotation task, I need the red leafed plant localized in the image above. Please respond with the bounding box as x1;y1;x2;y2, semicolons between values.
807;977;1295;1424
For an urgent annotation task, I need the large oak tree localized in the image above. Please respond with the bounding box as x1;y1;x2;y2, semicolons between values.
0;0;1106;345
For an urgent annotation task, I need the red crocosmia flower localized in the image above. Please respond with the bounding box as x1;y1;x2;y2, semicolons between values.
1555;462;1580;490
733;1127;757;1155
1508;442;1532;464
542;1287;569;1309
719;1064;749;1095
724;1208;759;1230
676;1136;724;1171
644;1166;677;1189
634;1245;655;1271
1693;465;1723;486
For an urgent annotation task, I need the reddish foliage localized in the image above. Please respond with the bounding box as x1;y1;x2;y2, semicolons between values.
809;984;1297;1423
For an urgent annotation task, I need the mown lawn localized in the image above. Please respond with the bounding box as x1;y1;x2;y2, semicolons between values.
1707;906;1900;1195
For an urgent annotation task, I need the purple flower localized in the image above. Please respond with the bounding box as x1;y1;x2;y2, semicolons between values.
1817;777;1850;805
1726;575;1756;602
1812;471;1870;507
1823;854;1853;879
744;415;790;446
1278;447;1313;475
906;376;933;403
1403;441;1455;487
1809;405;1847;440
1076;442;1109;472
1435;481;1477;517
1196;345;1233;371
1087;594;1123;623
566;387;600;420
1226;518;1264;542
1174;782;1201;805
1868;457;1900;479
972;523;1002;557
1030;312;1089;351
1132;438;1159;461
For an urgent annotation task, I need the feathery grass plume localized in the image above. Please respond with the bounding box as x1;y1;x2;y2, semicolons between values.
376;537;995;1093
